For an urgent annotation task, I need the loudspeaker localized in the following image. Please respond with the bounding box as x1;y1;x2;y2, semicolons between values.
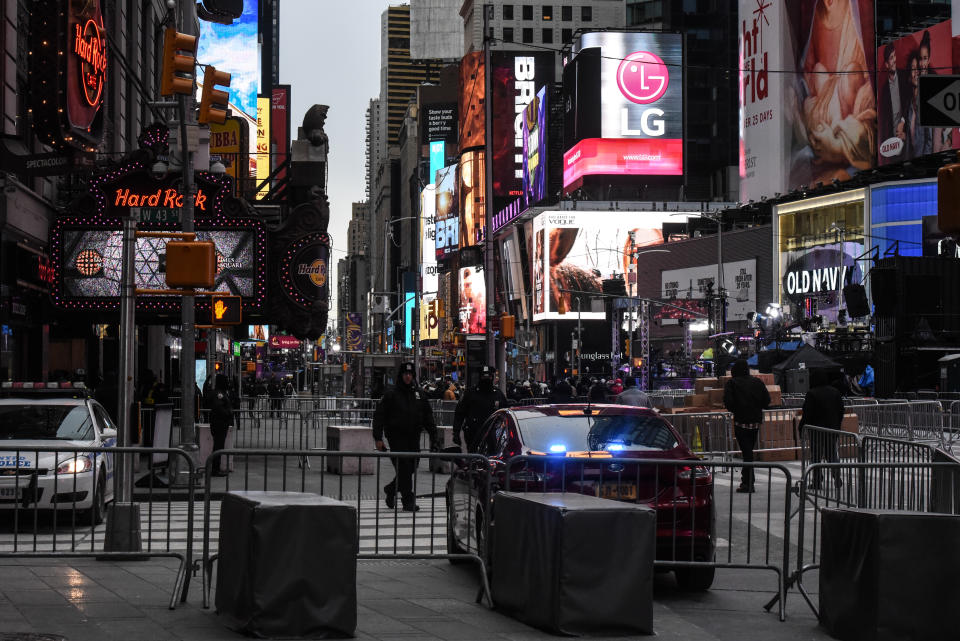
871;269;897;315
843;284;870;318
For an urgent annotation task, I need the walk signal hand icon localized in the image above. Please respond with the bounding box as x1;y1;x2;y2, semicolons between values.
210;295;241;325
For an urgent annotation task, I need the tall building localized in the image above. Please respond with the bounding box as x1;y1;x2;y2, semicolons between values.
381;5;436;146
627;0;738;201
260;0;281;90
410;0;463;61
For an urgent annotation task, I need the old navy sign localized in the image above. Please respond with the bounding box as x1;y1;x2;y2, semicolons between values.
782;246;863;306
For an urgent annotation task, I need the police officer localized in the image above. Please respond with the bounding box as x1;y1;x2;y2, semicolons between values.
453;365;507;452
373;362;438;512
209;375;234;476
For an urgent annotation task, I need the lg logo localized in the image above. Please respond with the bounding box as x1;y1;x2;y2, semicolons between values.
617;51;669;104
617;50;669;137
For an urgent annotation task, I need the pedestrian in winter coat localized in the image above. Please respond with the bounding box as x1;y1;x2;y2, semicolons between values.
453;365;508;452
798;369;845;489
373;362;439;512
617;379;653;408
723;359;771;493
209;375;234;476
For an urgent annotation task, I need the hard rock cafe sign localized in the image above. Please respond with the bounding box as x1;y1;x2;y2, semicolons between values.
29;0;107;151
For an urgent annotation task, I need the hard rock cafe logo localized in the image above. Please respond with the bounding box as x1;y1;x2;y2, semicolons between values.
297;259;327;287
74;18;107;108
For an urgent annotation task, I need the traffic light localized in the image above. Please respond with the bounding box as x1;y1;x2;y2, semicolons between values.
211;295;242;325
501;314;515;338
939;163;960;235
165;241;216;288
198;66;232;124
160;28;198;96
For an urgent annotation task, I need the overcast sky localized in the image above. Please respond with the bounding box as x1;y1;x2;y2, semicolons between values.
279;0;396;315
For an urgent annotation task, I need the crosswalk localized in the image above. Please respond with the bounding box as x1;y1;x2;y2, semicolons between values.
0;496;450;555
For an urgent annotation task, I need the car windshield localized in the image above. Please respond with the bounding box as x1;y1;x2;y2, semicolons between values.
0;405;94;441
517;412;679;453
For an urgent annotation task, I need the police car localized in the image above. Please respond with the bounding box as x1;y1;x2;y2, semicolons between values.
0;382;116;524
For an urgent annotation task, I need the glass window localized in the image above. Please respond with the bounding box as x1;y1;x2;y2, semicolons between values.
581;6;592;21
0;405;95;441
542;28;553;44
503;4;514;19
562;5;572;20
515;411;680;453
522;27;534;43
542;5;552;20
522;4;533;19
503;27;514;42
561;28;573;43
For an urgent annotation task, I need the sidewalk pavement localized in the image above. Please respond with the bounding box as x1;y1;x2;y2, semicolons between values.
0;556;832;641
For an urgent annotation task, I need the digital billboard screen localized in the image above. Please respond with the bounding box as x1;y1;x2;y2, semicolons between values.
523;86;548;205
458;150;485;249
458;265;486;334
434;163;459;259
491;51;556;199
459;51;485;150
61;229;256;298
532;210;678;322
421;184;438;294
198;3;259;119
563;32;684;189
877;20;955;165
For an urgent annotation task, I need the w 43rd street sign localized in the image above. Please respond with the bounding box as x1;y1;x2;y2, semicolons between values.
920;75;960;127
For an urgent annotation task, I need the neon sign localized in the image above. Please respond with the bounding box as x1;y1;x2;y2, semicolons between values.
74;19;107;107
113;187;209;211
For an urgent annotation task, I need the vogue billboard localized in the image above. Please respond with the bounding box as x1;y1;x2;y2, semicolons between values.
563;31;684;190
458;265;486;334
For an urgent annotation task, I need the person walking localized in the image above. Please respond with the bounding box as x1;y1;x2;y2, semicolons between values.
208;375;234;477
373;362;439;512
453;365;508;452
798;369;845;490
723;359;771;493
617;378;653;408
267;376;283;418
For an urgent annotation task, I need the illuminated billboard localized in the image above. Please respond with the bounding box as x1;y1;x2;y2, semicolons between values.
563;32;684;190
877;20;955;164
458;265;486;334
421;184;438;294
256;96;270;200
786;0;874;191
198;2;259;118
491;51;555;199
209;116;249;190
458;150;486;248
61;229;256;298
522;86;548;206
434;163;459;259
459;51;485;150
532;210;681;322
419;298;440;342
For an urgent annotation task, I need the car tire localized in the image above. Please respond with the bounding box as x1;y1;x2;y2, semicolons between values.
82;473;106;526
674;565;715;591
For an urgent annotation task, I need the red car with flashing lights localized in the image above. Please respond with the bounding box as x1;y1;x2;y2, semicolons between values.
445;404;716;590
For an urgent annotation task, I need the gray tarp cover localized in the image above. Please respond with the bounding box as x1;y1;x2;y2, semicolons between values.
819;507;960;641
216;491;357;638
491;492;655;636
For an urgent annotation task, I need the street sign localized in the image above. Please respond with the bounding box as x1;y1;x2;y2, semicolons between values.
131;207;180;223
920;75;960;127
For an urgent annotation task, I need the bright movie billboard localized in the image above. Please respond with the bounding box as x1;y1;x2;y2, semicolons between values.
434;164;459;259
458;265;486;334
523;86;548;206
563;31;684;191
458;150;486;249
532;210;681;322
198;2;259;118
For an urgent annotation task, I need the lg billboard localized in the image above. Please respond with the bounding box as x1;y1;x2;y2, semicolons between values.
563;31;684;192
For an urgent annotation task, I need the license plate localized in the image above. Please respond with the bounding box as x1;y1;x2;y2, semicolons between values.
0;487;20;499
599;483;638;500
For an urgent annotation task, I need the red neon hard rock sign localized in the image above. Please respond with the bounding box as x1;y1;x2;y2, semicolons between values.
74;18;107;107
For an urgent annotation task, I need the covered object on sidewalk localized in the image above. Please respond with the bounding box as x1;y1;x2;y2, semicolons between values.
771;345;841;384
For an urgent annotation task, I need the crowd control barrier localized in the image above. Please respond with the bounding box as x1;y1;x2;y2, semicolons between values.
0;445;196;610
661;412;735;459
502;454;794;620
200;449;492;610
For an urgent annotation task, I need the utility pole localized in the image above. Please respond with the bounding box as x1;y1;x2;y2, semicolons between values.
482;4;496;370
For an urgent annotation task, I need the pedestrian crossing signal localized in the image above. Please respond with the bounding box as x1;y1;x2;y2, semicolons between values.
211;295;242;325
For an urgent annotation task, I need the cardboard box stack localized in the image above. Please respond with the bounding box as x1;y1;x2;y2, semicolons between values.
680;372;783;412
755;412;800;461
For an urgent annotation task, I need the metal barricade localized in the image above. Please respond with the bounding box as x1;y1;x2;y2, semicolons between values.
502;454;794;620
231;409;311;450
0;445;195;610
662;411;735;459
200;449;492;610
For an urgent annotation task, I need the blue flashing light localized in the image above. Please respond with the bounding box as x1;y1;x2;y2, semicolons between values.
606;443;625;451
548;444;567;453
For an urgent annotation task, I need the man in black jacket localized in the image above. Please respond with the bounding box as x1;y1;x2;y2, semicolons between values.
373;362;439;512
798;369;845;489
453;365;507;452
723;359;771;493
209;375;234;476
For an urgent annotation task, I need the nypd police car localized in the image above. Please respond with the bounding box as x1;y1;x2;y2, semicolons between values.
0;383;116;524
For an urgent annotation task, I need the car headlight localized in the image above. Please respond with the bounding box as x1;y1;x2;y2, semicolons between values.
56;456;93;474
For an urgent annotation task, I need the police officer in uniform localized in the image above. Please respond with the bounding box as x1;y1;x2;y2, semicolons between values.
373;362;439;512
453;365;507;452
